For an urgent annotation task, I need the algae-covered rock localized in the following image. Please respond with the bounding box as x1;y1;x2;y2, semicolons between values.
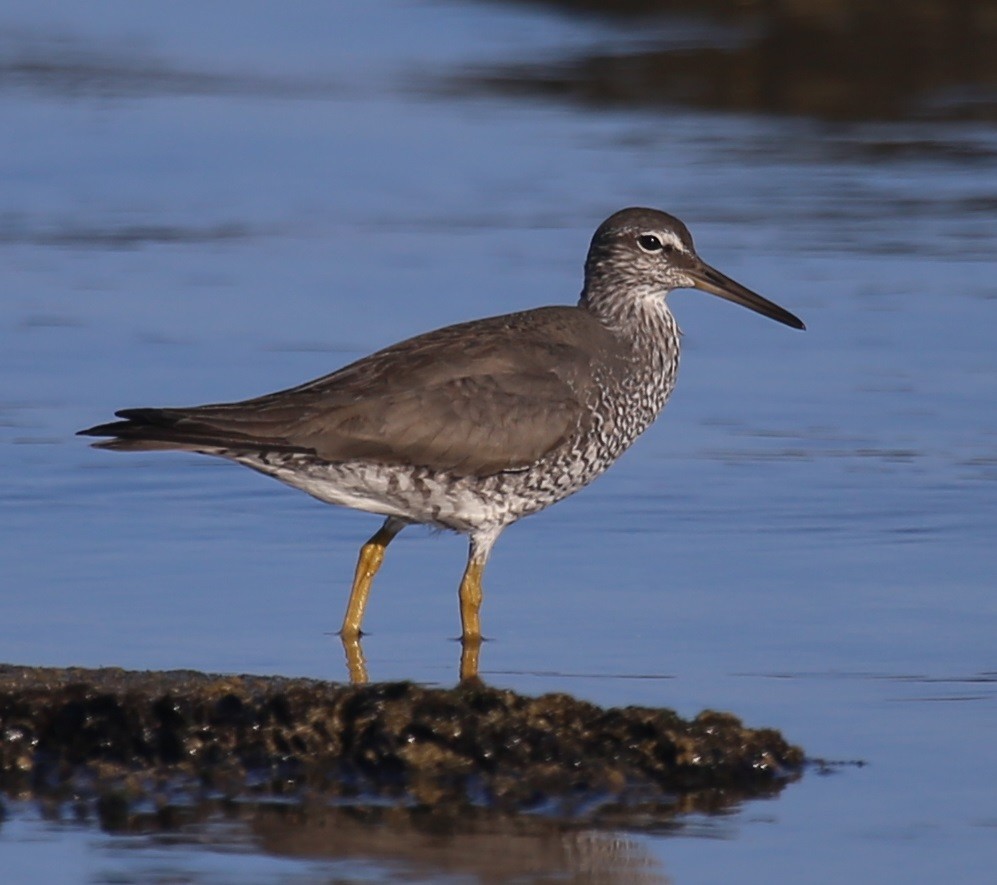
0;664;802;820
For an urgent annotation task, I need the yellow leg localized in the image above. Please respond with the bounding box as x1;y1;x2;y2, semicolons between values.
458;558;485;640
340;517;404;639
457;528;500;643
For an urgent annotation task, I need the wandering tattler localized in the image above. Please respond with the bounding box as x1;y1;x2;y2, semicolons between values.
80;208;804;655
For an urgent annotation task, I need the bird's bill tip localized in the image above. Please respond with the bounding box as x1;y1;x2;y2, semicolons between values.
688;262;805;330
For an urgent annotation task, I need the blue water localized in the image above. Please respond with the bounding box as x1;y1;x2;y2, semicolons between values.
2;1;996;882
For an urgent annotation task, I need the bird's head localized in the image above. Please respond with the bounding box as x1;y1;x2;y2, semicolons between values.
583;207;805;331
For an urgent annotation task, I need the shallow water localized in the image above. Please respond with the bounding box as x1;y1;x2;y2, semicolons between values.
2;1;996;882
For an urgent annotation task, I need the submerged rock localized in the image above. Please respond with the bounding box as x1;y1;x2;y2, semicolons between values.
0;664;803;824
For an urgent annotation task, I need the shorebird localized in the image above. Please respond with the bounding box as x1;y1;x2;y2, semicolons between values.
80;207;803;659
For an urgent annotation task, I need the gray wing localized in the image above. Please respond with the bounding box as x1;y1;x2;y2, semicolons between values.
80;308;609;477
285;371;581;474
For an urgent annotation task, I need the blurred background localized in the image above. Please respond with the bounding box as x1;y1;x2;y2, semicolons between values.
1;1;995;882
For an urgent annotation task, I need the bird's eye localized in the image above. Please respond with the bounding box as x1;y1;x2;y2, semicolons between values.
637;234;664;252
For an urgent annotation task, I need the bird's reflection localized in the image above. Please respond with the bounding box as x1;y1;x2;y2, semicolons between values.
251;802;668;883
338;634;484;685
340;634;369;684
459;636;483;684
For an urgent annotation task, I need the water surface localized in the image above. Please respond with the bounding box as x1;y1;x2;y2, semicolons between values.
1;1;995;882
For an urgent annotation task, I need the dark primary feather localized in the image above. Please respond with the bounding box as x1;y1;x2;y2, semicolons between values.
79;306;623;476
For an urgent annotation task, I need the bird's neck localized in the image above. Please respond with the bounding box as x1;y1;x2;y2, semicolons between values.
576;283;681;455
579;282;680;358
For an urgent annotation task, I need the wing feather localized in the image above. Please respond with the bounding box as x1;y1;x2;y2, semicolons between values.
80;307;617;477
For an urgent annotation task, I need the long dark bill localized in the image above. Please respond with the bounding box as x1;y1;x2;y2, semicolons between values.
687;261;805;330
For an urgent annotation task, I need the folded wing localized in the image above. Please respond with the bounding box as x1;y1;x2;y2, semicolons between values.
80;308;606;477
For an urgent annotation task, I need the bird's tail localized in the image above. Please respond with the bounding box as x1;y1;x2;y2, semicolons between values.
77;407;296;454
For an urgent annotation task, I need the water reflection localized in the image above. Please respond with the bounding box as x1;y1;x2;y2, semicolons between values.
460;0;997;122
341;633;369;683
341;633;484;684
0;29;338;99
0;218;254;248
251;803;667;883
6;798;671;883
68;799;668;882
